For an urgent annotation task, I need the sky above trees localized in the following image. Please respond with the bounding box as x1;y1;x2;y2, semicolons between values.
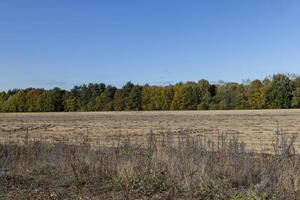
1;0;300;90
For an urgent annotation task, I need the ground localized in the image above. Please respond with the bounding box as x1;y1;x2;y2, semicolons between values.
0;110;300;153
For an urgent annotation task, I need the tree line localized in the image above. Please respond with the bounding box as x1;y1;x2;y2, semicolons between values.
1;73;300;112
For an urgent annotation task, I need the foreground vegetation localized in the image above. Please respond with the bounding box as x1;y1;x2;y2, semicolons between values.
1;73;300;112
0;130;299;199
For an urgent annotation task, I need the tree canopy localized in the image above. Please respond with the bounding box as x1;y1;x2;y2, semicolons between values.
0;73;299;112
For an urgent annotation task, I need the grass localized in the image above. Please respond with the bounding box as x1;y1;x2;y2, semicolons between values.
0;129;300;199
1;110;300;153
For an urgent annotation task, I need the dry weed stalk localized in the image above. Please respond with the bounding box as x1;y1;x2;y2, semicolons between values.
0;127;299;199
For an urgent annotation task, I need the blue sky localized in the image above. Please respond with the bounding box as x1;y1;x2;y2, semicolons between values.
1;0;300;90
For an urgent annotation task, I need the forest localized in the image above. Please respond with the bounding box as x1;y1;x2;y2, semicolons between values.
1;73;300;112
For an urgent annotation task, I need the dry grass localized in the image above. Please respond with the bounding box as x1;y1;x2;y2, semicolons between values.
1;110;300;199
0;129;300;199
1;110;300;153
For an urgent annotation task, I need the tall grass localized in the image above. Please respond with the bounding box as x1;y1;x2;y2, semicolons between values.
0;129;299;199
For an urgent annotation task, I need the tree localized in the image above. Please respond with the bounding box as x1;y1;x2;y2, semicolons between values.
291;77;300;108
171;83;184;110
26;89;44;112
63;92;79;112
114;82;134;111
126;85;142;111
246;80;266;109
171;83;198;110
216;83;247;110
0;73;299;112
162;86;174;110
197;79;211;110
141;85;155;110
266;74;293;108
6;89;18;98
0;92;6;111
64;97;78;112
71;83;105;111
113;89;124;111
2;90;28;112
291;88;300;108
152;87;165;110
95;86;116;111
39;87;64;112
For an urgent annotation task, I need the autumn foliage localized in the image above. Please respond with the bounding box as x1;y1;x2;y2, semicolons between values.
1;74;300;112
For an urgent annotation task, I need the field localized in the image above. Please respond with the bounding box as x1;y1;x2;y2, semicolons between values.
0;110;300;153
1;110;300;199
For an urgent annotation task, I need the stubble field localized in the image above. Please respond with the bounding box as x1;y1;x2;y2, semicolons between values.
0;109;300;153
2;110;300;199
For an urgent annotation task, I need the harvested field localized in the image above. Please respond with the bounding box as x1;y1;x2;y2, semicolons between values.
0;110;300;153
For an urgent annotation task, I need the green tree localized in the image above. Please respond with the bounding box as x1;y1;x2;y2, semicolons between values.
0;92;6;111
71;83;105;111
126;85;142;110
2;90;28;112
6;89;18;98
63;92;79;112
153;87;165;110
217;83;247;110
63;98;78;112
266;74;292;108
39;87;65;112
95;86;116;111
291;77;300;108
171;83;183;110
113;89;123;111
0;73;299;112
114;82;134;111
197;79;211;110
162;86;174;110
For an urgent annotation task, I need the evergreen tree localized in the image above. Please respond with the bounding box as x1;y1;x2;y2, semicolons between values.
113;89;124;111
0;73;299;112
71;83;105;111
39;87;64;112
120;82;134;111
126;85;142;111
266;74;293;108
95;86;116;111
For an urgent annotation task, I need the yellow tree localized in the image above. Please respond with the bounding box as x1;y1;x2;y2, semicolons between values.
246;80;266;109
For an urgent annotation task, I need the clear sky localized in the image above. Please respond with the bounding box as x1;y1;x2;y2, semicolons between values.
1;0;300;90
